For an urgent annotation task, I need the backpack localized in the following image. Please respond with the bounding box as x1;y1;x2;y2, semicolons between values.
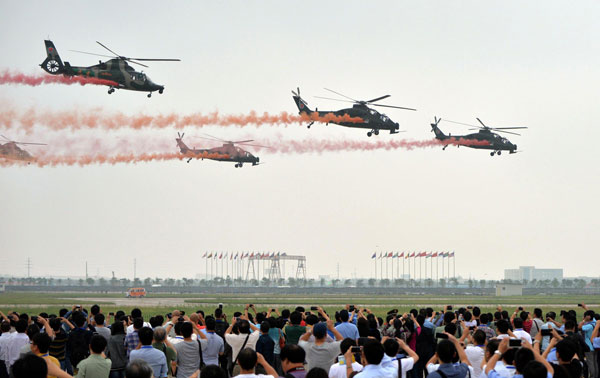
68;329;91;367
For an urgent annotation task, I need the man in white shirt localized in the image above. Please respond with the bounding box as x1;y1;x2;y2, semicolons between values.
5;320;29;371
225;318;261;376
328;338;362;378
464;330;486;378
126;308;151;334
354;339;388;378
380;337;419;378
495;320;511;340
511;318;532;344
0;321;12;376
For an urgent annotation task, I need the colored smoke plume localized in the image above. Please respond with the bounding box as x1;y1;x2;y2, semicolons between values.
0;135;489;168
0;70;119;87
0;108;363;132
259;137;490;154
0;151;230;168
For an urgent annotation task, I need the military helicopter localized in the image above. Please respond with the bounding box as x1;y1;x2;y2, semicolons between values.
40;40;180;97
175;133;265;168
0;135;46;163
430;117;527;156
292;87;416;137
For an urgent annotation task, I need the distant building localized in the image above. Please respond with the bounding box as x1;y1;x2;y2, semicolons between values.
504;266;563;282
496;283;523;296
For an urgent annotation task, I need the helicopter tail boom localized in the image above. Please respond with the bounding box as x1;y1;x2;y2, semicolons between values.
430;117;448;140
292;88;313;115
40;40;66;75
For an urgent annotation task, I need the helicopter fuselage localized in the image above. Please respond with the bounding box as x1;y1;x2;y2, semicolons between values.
432;124;517;153
0;142;35;162
176;138;260;166
64;59;164;93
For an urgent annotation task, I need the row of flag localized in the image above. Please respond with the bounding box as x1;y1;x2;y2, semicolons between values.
201;252;288;260
371;251;455;259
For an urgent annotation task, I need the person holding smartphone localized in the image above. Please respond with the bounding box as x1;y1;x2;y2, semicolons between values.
328;339;363;378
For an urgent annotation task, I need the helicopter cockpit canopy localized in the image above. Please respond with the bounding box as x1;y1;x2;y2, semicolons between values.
132;72;147;82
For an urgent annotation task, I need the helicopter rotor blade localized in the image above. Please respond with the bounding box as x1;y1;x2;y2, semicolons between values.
231;140;254;144
476;118;487;128
323;88;358;102
69;50;115;59
1;135;10;142
126;59;149;68
443;119;480;128
127;58;181;62
370;103;417;111
14;142;47;146
366;95;391;103
314;96;355;103
490;127;528;130
291;90;298;96
238;143;272;149
494;130;521;136
95;41;121;58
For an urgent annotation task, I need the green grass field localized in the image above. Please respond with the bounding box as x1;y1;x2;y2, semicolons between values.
0;292;597;319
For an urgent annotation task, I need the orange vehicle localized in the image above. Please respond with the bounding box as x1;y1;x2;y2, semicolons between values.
126;287;146;298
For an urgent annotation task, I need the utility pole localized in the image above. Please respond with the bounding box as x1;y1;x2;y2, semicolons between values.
336;263;340;280
133;258;137;281
85;261;88;280
26;257;32;277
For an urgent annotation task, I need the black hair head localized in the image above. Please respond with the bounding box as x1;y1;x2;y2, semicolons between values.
90;334;108;353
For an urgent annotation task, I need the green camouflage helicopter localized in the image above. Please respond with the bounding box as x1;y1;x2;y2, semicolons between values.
40;40;180;97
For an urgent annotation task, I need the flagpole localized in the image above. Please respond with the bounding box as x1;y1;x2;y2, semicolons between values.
391;253;394;282
374;252;377;282
419;253;421;284
423;253;427;281
386;253;388;280
453;252;456;281
447;252;450;281
441;253;444;283
402;253;405;281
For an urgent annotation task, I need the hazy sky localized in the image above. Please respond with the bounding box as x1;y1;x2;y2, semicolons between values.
1;1;599;281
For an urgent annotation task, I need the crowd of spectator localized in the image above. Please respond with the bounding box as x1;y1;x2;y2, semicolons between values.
0;302;598;378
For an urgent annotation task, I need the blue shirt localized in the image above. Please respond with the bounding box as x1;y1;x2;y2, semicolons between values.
199;332;224;366
428;362;470;378
582;320;596;350
424;320;436;329
130;345;167;378
335;322;359;340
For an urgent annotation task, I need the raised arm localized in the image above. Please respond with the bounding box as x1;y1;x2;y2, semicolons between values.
486;338;509;374
446;333;470;366
523;340;553;376
256;352;278;377
225;318;236;335
397;338;419;363
327;319;343;341
592;320;600;340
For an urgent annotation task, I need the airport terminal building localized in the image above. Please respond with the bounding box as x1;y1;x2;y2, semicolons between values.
504;266;563;281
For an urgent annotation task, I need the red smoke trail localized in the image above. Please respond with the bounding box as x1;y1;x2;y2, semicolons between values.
260;137;491;154
0;70;119;87
0;136;490;168
0;152;230;167
0;108;363;132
